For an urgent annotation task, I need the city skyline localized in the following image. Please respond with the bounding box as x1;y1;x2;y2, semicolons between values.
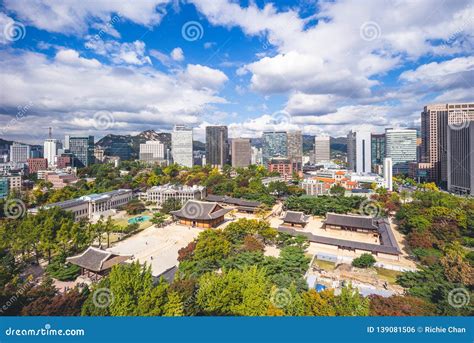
0;1;473;144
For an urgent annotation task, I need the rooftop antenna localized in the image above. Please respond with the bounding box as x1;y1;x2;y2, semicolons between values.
48;127;52;139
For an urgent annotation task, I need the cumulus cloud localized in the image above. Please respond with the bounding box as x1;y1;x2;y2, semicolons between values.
85;39;152;65
182;64;228;89
170;47;184;61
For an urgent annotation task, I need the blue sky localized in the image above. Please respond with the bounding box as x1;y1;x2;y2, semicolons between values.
0;0;473;143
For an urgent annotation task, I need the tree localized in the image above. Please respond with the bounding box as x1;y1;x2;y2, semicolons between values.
242;235;264;252
123;199;146;215
194;230;231;264
333;285;369;316
163;291;184;316
303;289;337;316
369;295;436;316
330;184;345;197
150;212;167;227
161;198;182;214
352;253;376;268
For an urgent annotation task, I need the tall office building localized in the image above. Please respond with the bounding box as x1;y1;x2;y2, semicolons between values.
9;143;30;163
314;136;330;163
231;138;251;168
171;125;193;168
371;133;385;174
139;141;165;163
385;128;417;174
447;121;474;195
262;131;287;166
251;147;263;165
67;136;94;167
287;130;303;171
421;103;474;187
347;130;371;173
205;126;229;168
44;139;60;167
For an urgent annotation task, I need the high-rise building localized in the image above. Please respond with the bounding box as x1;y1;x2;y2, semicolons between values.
286;130;303;172
383;157;393;191
385;128;417;174
447;121;474;195
67;136;95;168
347;130;371;173
251;147;263;165
206;126;229;168
139;141;165;163
9;143;30;163
314;136;330;163
231;138;251;168
171;125;193;168
44;138;60;167
421;103;474;187
262;131;287;166
371;133;385;174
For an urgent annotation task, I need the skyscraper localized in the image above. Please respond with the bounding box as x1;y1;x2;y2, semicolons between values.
385;128;417;175
44;138;60;167
447;121;474;195
347;130;371;173
383;157;393;191
371;133;385;173
262;131;287;166
314;136;330;163
251;146;263;165
206;126;229;168
231;138;251;168
139;141;165;163
9;143;30;163
421;103;474;187
67;136;94;167
171;125;193;168
287;130;303;171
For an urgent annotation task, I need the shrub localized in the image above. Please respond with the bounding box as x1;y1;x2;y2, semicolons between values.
352;253;376;268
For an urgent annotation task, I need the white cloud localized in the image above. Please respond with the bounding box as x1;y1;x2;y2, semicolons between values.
182;64;228;89
3;0;171;34
85;39;152;65
170;47;184;61
55;49;101;68
285;93;339;116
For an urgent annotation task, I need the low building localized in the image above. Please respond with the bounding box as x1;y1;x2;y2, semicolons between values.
300;179;331;196
143;184;206;205
204;194;262;213
27;158;48;174
281;211;310;228
5;175;21;193
170;200;232;228
67;246;130;281
268;157;293;180
30;189;133;221
45;172;78;189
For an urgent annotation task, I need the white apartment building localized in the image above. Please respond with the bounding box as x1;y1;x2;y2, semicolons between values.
171;125;193;168
142;184;206;205
384;157;393;191
44;139;60;167
10;143;30;163
300;179;329;196
139;141;165;163
314;136;330;163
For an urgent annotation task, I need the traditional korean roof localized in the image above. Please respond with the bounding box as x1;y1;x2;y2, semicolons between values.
170;200;232;220
325;213;379;231
282;211;310;224
205;194;261;208
66;247;130;272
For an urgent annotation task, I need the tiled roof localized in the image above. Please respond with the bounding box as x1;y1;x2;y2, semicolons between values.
66;246;130;272
282;211;310;224
205;194;261;208
170;200;232;220
325;213;379;231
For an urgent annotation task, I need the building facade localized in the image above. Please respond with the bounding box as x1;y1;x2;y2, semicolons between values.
421;103;474;187
171;125;193;168
67;136;95;168
371;133;385;174
385;128;417;175
27;158;48;174
262;131;287;166
10;143;30;163
206;126;229;168
139;141;166;163
347;130;372;173
447;122;474;195
231;138;251;168
143;184;206;205
287;131;303;171
44;138;60;167
314;136;330;163
268;157;293;180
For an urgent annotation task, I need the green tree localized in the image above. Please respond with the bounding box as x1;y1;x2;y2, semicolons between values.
352;253;376;268
163;291;184;316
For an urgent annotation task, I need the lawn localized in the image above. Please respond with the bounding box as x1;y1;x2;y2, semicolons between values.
375;267;402;284
312;258;336;271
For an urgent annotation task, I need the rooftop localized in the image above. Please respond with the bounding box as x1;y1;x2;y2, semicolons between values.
66;246;130;272
170;200;232;220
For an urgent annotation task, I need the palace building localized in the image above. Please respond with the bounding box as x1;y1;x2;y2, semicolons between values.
170;200;232;228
